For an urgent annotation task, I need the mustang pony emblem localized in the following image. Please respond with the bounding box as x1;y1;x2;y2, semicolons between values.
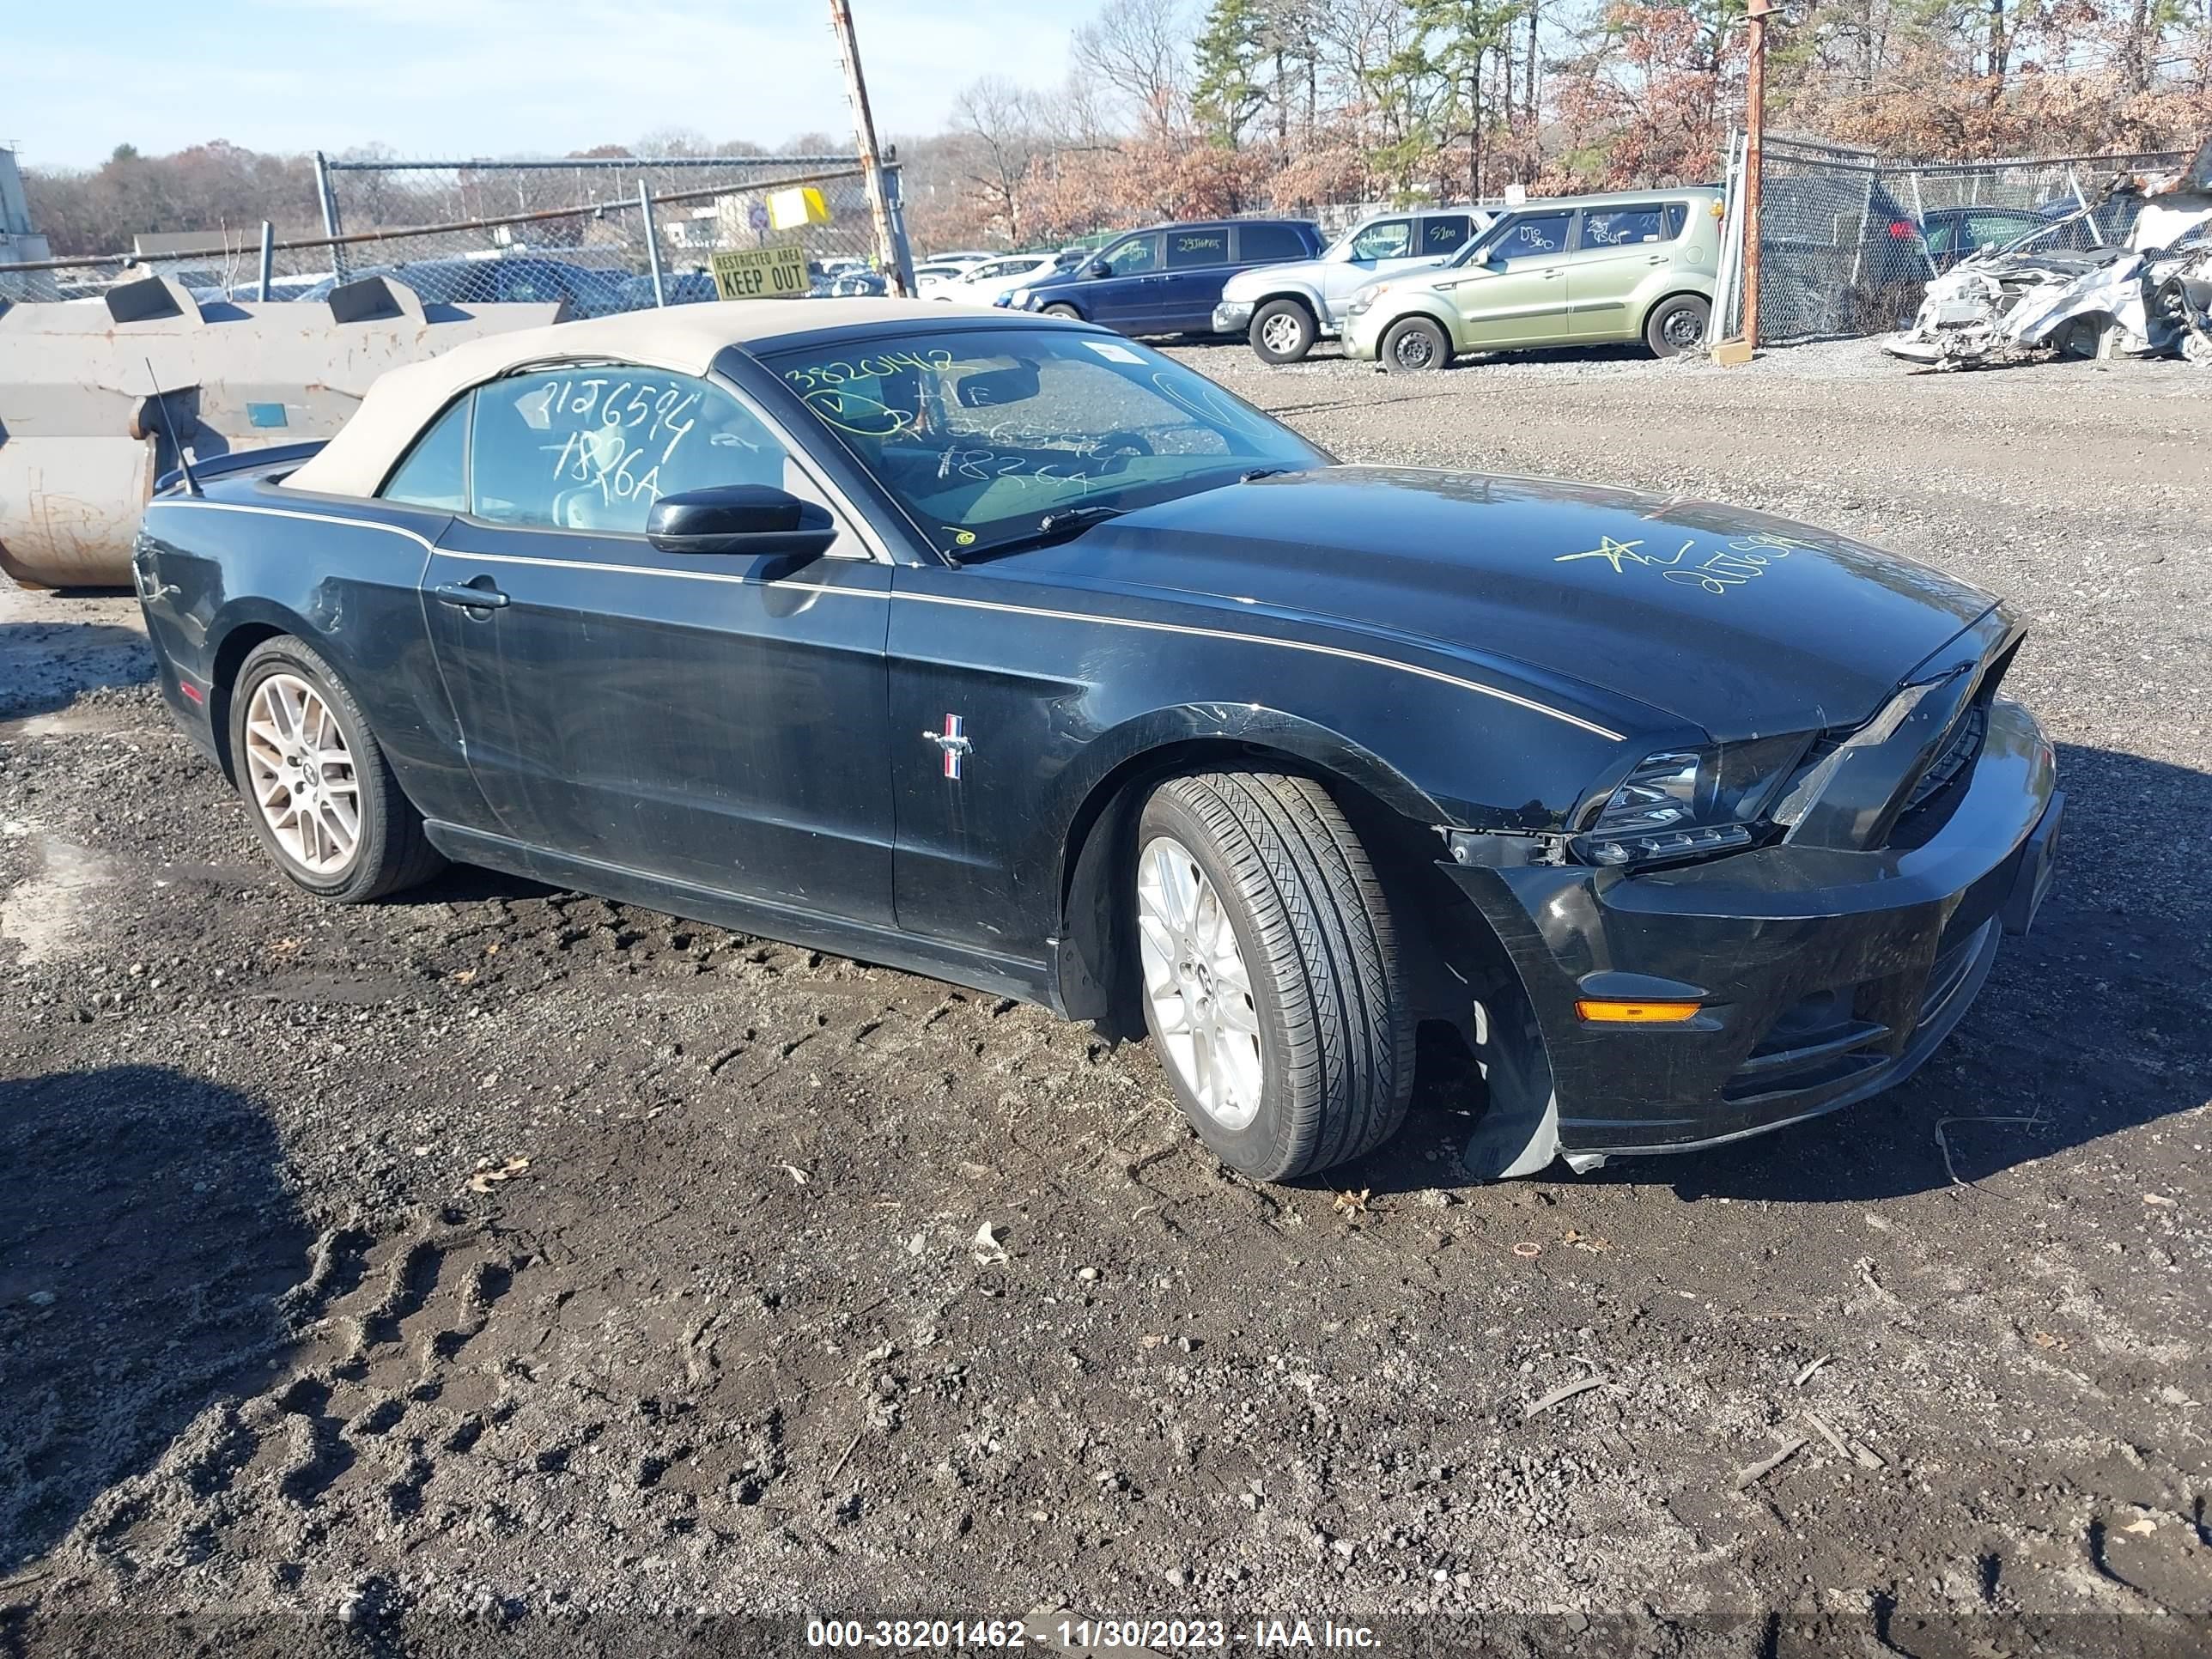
924;714;972;779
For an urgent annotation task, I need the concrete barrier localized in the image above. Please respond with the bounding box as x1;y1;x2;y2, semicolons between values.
0;273;562;587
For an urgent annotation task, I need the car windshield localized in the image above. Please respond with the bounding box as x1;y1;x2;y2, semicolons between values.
764;328;1326;557
1444;215;1522;267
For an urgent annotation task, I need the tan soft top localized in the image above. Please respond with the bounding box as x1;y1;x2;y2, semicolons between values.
283;297;1011;498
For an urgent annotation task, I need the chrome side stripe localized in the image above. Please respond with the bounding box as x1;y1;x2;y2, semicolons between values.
892;588;1624;739
428;547;873;595
149;497;1625;741
148;498;441;556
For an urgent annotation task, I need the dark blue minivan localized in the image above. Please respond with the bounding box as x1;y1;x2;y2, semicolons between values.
1000;219;1324;336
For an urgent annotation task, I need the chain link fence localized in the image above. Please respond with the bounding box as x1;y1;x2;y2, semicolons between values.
1734;137;2191;344
1;153;910;310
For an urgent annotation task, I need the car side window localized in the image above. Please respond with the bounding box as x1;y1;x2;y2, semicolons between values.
1965;212;2036;251
1580;206;1668;247
1235;222;1309;261
1493;211;1572;262
1165;228;1230;269
467;367;795;536
1349;219;1413;261
1102;234;1161;276
1665;202;1691;238
379;395;470;511
1421;215;1474;254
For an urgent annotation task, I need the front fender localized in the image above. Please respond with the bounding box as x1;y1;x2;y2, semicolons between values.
1352;289;1462;355
1035;701;1451;889
1039;702;1449;1022
1243;280;1329;318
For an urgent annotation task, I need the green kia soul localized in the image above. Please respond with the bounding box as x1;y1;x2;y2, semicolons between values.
1342;186;1725;370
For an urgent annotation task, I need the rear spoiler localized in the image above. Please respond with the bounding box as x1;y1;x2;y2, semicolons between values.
155;439;326;496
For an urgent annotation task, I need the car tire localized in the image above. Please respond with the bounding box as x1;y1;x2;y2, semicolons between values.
1378;315;1451;373
1133;773;1413;1181
228;636;445;903
1042;303;1083;320
1249;300;1318;364
1644;294;1711;358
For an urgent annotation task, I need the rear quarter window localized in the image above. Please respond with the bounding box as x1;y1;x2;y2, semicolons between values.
379;395;470;510
1235;222;1310;262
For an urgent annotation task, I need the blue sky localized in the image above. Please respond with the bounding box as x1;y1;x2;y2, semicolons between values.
9;1;1078;169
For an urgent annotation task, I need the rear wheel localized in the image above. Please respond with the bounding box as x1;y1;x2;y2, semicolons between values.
228;636;444;903
1379;315;1451;373
1133;774;1413;1181
1644;294;1711;357
1249;299;1318;364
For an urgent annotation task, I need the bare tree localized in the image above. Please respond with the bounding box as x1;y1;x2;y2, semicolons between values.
1073;0;1193;124
951;76;1045;242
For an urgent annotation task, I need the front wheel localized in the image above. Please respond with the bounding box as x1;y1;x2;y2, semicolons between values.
1249;300;1318;364
1378;315;1451;373
1644;294;1711;358
1133;774;1413;1181
228;636;445;902
1041;303;1083;320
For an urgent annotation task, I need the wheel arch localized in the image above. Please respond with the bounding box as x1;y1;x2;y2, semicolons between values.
1376;294;1460;340
205;605;319;786
1638;284;1716;331
1248;286;1324;321
1048;710;1469;1030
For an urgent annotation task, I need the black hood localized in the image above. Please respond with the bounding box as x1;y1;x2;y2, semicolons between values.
1008;467;1997;740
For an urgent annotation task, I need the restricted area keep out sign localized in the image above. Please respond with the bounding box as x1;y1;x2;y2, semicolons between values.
709;246;810;300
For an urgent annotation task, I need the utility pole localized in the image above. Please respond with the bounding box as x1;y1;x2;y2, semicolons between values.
1741;0;1770;351
1714;0;1770;364
827;0;912;297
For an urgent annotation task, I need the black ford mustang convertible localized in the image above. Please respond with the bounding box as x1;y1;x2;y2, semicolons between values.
134;300;2061;1182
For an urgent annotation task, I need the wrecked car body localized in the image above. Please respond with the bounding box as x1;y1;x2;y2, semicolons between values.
1886;139;2212;368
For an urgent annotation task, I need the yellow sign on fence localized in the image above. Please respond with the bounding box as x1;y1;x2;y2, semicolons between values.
708;246;810;301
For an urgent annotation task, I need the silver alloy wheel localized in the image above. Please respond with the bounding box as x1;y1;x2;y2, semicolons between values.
1136;835;1265;1131
1662;305;1705;349
243;672;362;875
1261;311;1304;356
1391;327;1437;368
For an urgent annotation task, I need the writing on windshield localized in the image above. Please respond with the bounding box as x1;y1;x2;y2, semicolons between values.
767;330;1321;555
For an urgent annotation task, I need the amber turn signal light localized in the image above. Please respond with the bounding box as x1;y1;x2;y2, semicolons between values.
1574;1000;1702;1024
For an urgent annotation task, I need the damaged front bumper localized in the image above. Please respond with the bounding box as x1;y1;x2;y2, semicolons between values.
1442;696;2059;1164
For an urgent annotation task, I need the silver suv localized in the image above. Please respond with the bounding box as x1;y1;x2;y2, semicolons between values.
1213;208;1491;363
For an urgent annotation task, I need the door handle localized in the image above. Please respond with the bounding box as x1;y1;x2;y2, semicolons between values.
1648;254;1668;264
1542;270;1563;279
432;580;509;610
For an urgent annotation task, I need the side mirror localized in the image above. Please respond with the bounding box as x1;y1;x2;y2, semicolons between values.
1087;260;1113;279
646;485;836;559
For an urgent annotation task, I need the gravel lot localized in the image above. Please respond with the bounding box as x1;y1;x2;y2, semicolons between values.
3;337;2209;1656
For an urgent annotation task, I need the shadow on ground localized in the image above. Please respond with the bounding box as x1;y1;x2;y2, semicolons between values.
0;622;155;722
0;1066;309;1566
1342;740;2212;1206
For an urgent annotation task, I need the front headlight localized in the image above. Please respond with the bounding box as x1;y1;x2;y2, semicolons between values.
1009;287;1036;308
1572;738;1807;868
1346;291;1377;319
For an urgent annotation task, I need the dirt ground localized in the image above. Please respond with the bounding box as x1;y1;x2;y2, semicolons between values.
3;338;2208;1657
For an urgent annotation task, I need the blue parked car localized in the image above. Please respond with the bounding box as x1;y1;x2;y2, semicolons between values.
1002;219;1324;336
